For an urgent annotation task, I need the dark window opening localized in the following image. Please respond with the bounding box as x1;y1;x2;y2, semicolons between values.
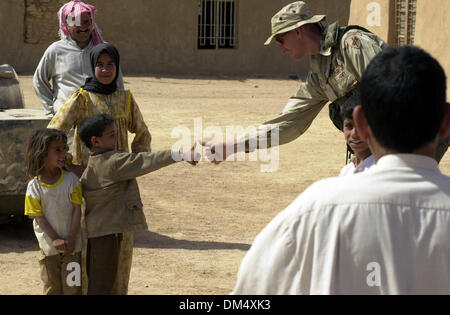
198;0;236;49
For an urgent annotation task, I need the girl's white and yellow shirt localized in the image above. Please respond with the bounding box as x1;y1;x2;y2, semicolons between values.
25;169;83;256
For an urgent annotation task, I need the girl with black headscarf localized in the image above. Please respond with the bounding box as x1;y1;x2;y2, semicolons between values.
49;42;151;165
82;43;121;95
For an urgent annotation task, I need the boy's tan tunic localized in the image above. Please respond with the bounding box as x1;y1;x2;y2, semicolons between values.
81;148;175;238
81;148;176;294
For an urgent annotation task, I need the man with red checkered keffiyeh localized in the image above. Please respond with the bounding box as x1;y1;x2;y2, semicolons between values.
33;0;124;116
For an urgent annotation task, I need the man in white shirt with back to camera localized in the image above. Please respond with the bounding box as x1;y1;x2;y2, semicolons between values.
232;45;450;295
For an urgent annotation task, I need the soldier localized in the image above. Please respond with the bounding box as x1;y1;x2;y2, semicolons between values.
204;1;449;163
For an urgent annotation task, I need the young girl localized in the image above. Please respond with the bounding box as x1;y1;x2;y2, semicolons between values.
48;43;151;167
24;128;83;295
47;43;150;294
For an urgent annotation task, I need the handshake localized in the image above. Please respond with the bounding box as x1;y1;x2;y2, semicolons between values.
173;141;235;166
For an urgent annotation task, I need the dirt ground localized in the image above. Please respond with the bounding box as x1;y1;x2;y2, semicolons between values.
1;75;449;295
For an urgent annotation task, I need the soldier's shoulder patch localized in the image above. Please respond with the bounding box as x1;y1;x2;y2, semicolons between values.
345;35;361;49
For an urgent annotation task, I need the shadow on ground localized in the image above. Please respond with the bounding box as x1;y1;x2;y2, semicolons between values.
0;221;251;253
134;230;250;251
0;219;39;253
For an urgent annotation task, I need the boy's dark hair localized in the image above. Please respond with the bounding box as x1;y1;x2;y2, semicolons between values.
78;114;115;148
360;46;447;153
340;93;361;120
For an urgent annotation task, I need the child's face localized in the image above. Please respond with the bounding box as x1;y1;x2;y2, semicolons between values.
95;51;116;85
343;117;370;155
45;139;67;170
92;123;117;150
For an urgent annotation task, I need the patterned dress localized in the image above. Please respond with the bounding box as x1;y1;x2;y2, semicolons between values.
48;88;151;164
48;88;152;295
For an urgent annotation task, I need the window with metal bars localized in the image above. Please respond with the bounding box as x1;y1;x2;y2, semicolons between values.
197;0;236;49
395;0;417;46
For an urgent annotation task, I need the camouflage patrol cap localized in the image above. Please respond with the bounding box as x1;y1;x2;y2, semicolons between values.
265;1;326;45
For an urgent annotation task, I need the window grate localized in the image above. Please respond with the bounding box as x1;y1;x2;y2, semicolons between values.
198;0;236;49
394;0;417;46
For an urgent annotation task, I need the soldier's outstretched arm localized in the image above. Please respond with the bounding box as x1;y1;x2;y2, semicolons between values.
204;76;328;164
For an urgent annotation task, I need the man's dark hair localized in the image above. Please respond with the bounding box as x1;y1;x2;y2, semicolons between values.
360;46;447;153
78;114;115;148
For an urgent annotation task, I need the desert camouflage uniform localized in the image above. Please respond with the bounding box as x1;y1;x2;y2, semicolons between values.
242;21;449;161
241;21;385;147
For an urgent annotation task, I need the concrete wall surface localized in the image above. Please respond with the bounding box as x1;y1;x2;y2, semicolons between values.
1;0;350;76
414;0;450;101
347;0;395;44
1;0;448;86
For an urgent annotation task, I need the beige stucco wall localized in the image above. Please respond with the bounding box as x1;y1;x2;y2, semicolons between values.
4;0;448;82
414;0;450;101
92;0;304;75
347;0;395;44
1;0;52;74
1;0;350;76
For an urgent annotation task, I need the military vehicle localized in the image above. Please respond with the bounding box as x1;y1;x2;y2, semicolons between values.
0;64;51;223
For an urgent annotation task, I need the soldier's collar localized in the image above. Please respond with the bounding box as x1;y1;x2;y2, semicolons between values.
319;21;340;56
319;42;332;56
